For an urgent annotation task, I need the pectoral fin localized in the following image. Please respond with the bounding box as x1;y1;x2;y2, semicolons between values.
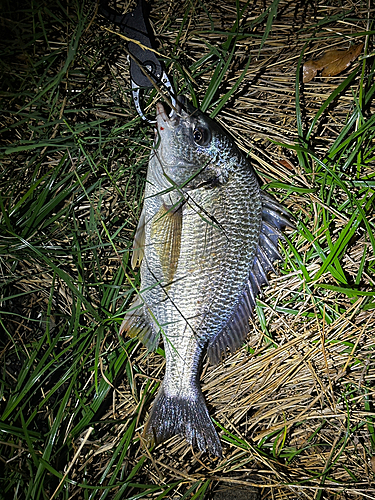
150;203;182;285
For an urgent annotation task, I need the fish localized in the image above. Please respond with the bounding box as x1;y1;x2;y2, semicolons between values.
120;97;293;458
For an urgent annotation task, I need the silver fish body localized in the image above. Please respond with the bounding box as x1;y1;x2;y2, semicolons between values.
121;98;292;457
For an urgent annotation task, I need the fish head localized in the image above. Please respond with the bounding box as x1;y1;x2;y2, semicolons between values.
154;97;236;189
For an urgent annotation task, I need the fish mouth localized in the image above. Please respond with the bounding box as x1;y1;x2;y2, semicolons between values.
156;100;181;128
156;95;196;127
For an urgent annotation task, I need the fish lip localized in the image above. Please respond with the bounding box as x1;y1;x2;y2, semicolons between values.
156;101;180;127
156;96;198;128
156;102;170;122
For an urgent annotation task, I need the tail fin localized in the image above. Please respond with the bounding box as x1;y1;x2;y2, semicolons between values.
143;384;222;458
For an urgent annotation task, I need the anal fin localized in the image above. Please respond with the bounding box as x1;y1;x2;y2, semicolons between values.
120;295;160;351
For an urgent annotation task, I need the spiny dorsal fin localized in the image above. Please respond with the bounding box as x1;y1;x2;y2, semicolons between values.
150;203;183;285
131;208;146;269
261;190;295;231
207;191;293;365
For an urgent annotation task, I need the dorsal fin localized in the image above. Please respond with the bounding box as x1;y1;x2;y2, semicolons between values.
207;191;293;365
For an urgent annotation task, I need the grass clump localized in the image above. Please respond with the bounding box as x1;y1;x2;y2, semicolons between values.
0;0;374;499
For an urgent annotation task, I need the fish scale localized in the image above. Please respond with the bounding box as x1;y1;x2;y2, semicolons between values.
158;189;257;337
120;98;293;457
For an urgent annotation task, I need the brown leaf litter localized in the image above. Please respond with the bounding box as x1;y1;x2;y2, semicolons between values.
303;44;364;83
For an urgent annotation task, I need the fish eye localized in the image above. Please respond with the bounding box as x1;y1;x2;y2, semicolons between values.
193;126;211;147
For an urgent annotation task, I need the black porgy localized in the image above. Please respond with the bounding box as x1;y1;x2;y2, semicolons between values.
121;98;293;457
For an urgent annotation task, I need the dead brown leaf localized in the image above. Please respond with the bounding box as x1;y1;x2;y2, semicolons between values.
303;44;364;83
279;159;294;171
